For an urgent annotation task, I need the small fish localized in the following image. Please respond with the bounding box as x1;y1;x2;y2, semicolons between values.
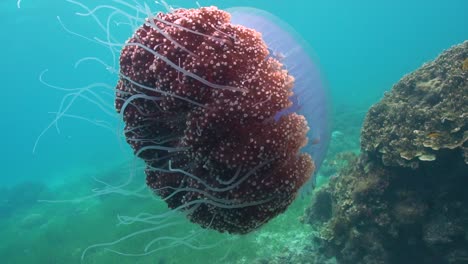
427;132;441;139
463;58;468;71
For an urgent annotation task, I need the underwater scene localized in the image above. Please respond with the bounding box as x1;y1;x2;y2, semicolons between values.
1;0;467;263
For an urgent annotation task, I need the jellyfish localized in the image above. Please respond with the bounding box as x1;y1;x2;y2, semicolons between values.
35;1;330;259
115;6;330;234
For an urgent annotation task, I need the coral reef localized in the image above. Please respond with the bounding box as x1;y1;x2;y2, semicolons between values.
309;154;467;264
361;41;467;168
303;41;468;264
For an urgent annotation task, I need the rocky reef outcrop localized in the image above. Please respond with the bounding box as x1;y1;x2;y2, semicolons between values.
361;42;467;167
304;41;468;264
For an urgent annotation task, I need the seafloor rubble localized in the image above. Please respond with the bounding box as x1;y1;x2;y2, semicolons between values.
301;41;468;264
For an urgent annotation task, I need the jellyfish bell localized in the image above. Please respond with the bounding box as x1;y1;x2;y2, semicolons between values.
228;7;331;176
116;5;331;234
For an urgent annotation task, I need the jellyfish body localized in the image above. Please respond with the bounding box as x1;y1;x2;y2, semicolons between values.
116;6;329;234
228;7;331;174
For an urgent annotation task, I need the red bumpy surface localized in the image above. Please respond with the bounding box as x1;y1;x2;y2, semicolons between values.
115;6;314;234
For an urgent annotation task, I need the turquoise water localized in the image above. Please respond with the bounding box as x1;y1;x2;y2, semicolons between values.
0;0;467;263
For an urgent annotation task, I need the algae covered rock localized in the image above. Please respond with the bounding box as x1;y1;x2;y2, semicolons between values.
303;41;468;264
308;153;467;264
361;41;468;168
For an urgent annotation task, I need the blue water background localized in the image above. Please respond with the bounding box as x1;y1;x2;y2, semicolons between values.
0;0;467;263
2;0;467;186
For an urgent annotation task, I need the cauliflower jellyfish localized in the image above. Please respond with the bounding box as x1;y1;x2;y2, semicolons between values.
38;0;330;261
227;7;331;187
